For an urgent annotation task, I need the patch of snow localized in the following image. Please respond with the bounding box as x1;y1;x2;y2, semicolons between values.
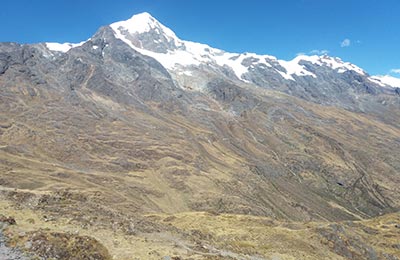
368;77;386;87
277;55;317;80
178;70;193;76
370;75;400;88
93;46;99;50
320;56;365;75
214;53;249;80
276;70;295;81
293;55;366;75
45;41;86;53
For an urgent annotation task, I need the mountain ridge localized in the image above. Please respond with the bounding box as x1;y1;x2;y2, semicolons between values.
45;12;400;90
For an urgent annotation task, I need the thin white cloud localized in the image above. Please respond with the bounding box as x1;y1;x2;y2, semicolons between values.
341;38;351;47
296;50;329;56
390;69;400;74
309;49;329;55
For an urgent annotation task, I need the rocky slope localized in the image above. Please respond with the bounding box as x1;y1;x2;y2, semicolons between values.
0;12;399;259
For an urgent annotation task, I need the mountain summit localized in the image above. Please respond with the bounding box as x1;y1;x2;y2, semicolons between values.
110;12;181;53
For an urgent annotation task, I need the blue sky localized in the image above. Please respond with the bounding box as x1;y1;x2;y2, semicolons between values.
1;0;399;76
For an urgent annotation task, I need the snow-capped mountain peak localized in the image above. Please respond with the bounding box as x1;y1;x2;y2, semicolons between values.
111;12;176;37
108;12;372;86
110;12;181;53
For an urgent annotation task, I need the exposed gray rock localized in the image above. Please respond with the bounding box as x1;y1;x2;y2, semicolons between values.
0;232;29;260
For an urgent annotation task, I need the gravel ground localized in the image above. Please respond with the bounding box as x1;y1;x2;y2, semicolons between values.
0;231;29;260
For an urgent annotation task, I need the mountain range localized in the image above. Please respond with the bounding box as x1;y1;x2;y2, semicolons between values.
0;12;399;260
